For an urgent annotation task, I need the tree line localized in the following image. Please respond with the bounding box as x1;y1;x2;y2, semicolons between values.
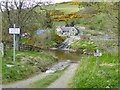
0;0;53;56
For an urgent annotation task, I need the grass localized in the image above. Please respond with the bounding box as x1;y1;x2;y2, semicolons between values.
69;39;118;88
2;49;58;84
41;3;79;14
53;21;66;27
93;39;118;54
0;53;2;84
30;70;64;88
69;53;118;88
70;40;97;52
75;13;117;35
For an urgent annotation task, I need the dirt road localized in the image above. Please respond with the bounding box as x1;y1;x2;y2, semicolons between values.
2;72;50;88
48;63;79;88
2;62;79;88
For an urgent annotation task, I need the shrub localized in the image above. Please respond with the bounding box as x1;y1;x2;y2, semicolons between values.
69;2;81;5
52;34;66;44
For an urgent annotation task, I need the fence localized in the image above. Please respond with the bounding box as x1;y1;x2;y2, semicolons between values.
20;44;43;52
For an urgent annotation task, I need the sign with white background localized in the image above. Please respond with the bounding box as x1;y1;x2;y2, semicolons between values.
9;28;20;34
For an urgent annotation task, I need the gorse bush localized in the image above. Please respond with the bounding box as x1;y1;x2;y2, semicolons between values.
53;13;97;22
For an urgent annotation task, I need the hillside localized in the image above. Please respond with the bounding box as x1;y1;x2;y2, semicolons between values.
36;2;118;36
43;3;79;14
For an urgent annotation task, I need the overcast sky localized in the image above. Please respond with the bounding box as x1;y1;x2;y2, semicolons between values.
0;0;72;3
0;0;119;3
52;0;72;3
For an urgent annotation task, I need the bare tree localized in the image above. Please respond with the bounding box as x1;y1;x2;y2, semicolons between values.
0;0;51;50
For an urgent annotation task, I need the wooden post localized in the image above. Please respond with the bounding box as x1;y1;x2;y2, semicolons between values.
96;56;99;66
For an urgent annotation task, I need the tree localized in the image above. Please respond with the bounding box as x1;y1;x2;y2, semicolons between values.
0;0;51;50
65;22;69;26
70;21;75;26
42;11;53;29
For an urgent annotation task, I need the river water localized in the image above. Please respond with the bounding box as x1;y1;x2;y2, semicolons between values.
42;50;81;61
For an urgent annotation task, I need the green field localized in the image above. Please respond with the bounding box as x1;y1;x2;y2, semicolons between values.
42;3;79;14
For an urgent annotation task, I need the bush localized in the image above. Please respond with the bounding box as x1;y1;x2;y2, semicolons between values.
52;34;66;44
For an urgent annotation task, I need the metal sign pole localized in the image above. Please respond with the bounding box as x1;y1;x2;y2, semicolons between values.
13;24;16;62
9;24;20;62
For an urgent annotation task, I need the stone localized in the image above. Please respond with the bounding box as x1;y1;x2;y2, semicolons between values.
45;60;71;73
6;64;14;67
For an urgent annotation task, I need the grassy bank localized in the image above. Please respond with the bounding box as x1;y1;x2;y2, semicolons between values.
2;49;58;84
0;53;2;84
70;40;97;54
69;53;118;88
93;39;118;55
69;39;118;88
30;70;64;88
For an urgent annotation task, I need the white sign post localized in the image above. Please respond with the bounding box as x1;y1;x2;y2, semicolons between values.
9;24;20;62
94;49;102;66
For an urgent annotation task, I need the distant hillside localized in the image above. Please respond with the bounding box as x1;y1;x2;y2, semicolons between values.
36;3;79;14
36;2;118;35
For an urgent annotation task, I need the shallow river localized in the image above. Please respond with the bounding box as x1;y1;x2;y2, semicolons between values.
42;50;81;61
